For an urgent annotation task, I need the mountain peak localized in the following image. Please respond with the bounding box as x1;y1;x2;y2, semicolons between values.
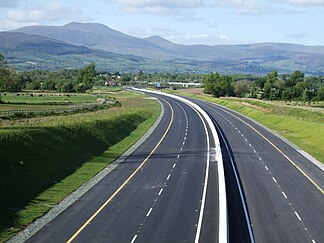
62;22;114;33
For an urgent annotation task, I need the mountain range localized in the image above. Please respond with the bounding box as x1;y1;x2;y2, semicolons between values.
0;22;323;75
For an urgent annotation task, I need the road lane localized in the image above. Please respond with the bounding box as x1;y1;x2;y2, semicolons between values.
189;97;324;243
26;95;218;243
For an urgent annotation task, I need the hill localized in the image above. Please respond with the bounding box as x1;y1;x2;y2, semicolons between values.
1;22;324;74
0;31;149;71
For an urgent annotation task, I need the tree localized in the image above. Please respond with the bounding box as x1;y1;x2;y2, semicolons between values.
77;63;96;84
234;80;254;98
286;70;304;88
263;71;279;99
316;86;324;101
203;73;233;98
0;53;19;92
203;73;220;94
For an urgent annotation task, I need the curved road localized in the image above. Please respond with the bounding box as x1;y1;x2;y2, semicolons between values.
188;97;324;243
18;92;323;243
26;94;222;243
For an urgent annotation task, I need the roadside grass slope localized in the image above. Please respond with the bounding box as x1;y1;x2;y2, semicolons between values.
0;92;160;241
168;90;324;163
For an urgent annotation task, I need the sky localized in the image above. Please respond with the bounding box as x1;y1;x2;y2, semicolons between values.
0;0;323;46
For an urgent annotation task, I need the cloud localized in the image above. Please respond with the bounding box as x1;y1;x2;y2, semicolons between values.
286;32;308;39
174;10;203;21
213;0;274;15
0;1;89;30
8;2;88;22
122;26;186;38
272;0;324;6
167;33;240;45
121;26;239;45
112;0;204;13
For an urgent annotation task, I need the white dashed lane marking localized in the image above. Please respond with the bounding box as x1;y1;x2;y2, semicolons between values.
146;208;153;217
282;191;288;199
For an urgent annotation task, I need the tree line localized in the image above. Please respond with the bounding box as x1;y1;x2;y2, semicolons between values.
1;53;323;101
204;70;324;102
0;53;96;93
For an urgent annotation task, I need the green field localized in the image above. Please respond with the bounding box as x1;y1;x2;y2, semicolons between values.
167;90;324;163
0;92;108;105
0;91;160;241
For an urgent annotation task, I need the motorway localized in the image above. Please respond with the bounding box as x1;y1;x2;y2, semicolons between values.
24;91;323;243
26;94;223;243
188;97;324;243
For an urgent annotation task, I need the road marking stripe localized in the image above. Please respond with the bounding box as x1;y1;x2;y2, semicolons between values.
295;211;302;221
66;100;174;243
158;188;163;196
193;106;211;243
177;154;180;159
272;177;277;183
146;208;153;217
131;235;137;243
215;106;324;194
166;174;171;180
173;163;176;168
265;166;269;170
282;191;288;199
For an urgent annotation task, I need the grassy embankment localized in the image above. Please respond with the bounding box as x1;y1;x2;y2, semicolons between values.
168;89;324;163
0;91;160;241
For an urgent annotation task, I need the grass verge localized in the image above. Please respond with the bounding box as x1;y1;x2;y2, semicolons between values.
0;92;160;241
167;90;324;163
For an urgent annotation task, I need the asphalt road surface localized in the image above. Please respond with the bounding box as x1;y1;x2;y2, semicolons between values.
24;92;323;243
27;94;223;243
188;97;324;243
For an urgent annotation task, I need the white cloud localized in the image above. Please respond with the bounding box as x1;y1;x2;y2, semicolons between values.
112;0;204;11
167;33;240;45
273;0;324;6
213;0;274;15
0;1;89;30
122;26;186;38
7;2;87;22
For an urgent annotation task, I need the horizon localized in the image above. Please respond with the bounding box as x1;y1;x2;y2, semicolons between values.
0;0;323;46
4;21;324;48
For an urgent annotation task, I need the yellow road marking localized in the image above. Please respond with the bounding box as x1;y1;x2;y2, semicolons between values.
66;99;174;243
213;105;324;194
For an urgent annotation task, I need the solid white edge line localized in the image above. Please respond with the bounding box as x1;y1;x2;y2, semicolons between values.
212;111;255;243
130;234;137;243
133;88;228;243
190;107;210;243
